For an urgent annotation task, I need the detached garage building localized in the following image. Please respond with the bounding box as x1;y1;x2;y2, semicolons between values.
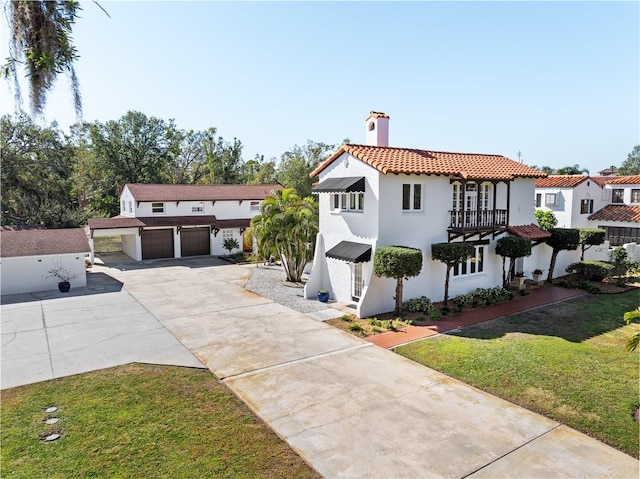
0;228;90;295
87;183;282;262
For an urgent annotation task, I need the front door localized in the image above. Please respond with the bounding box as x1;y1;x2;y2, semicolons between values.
352;263;363;300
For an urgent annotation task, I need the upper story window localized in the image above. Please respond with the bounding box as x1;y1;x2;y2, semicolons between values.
612;189;624;204
128;201;133;214
580;199;593;214
250;201;260;211
631;189;640;204
535;193;542;208
402;184;422;211
191;201;204;213
453;245;484;277
151;202;165;214
545;193;557;206
331;192;364;212
452;182;491;211
121;200;126;213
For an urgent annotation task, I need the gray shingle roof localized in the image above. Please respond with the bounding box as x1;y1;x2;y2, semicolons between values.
1;228;91;257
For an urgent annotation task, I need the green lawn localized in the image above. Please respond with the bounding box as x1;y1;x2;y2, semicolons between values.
1;364;320;479
396;290;640;458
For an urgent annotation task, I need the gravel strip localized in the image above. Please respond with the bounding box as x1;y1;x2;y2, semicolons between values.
244;264;328;314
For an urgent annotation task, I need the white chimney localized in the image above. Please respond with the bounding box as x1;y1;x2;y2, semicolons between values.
365;111;390;147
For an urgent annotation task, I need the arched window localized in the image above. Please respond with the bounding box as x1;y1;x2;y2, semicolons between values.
368;121;375;131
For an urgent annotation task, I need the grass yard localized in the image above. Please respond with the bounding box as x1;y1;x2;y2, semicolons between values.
396;290;640;458
1;364;320;479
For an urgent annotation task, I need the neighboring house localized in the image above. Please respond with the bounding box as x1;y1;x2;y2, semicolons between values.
88;183;282;262
589;175;640;246
534;175;608;229
0;228;90;295
304;112;548;318
535;174;640;246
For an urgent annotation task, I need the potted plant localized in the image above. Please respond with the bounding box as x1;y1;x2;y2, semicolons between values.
45;264;79;293
532;268;544;285
514;271;526;290
317;289;330;303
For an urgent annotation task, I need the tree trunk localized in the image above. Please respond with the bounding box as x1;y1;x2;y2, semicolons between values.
395;277;403;315
547;250;559;283
502;256;508;288
444;265;451;306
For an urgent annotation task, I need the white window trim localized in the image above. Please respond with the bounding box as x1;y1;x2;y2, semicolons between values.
330;192;364;213
250;201;260;211
151;202;165;214
191;201;204;214
402;183;423;213
545;193;557;206
453;245;485;278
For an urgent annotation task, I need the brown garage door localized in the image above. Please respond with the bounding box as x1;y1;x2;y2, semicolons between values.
181;227;210;257
141;229;174;260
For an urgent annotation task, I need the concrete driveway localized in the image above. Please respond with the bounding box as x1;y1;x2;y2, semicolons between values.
1;264;203;389
2;254;638;478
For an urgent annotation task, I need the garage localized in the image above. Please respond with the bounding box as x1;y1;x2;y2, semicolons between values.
141;229;174;260
181;227;211;257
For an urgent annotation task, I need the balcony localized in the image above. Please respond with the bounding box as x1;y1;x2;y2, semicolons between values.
448;209;508;241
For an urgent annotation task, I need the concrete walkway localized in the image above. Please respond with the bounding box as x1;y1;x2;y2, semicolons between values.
3;254;638;478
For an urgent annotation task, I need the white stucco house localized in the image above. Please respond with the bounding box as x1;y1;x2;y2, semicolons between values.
87;183;282;262
304;112;550;318
0;228;90;295
534;174;640;262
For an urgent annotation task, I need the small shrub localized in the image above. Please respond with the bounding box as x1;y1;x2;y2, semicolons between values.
348;323;364;333
566;261;614;281
381;320;392;330
556;279;573;288
429;309;442;321
371;326;382;333
577;280;601;294
340;315;352;323
403;296;434;313
368;318;382;327
453;293;474;312
519;289;531;296
231;252;245;262
223;238;240;255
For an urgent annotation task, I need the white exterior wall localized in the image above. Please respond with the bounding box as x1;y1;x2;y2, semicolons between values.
212;228;243;256
536;187;573;227
133;198;260;219
1;253;87;295
310;164;544;317
535;180;607;229
120;186;135;216
121;233;141;260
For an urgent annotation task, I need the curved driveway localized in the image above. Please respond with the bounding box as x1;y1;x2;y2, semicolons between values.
3;255;638;478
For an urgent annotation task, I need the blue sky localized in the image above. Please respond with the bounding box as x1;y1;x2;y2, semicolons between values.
1;1;638;174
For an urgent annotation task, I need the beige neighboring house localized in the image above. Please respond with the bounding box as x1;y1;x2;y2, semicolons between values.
0;228;90;295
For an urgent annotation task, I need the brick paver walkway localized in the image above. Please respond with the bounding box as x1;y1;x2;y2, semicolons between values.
367;285;585;349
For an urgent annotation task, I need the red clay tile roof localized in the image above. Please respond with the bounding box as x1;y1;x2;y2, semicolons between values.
365;111;389;120
535;175;589;188
588;205;640;223
1;228;91;257
602;175;640;185
310;144;546;181
507;224;552;240
589;176;610;187
125;184;282;202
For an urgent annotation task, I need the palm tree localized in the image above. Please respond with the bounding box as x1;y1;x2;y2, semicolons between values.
624;308;640;352
249;188;318;283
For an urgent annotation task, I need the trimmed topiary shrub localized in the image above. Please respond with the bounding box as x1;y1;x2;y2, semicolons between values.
374;246;423;315
566;261;614;281
495;236;532;288
431;242;475;305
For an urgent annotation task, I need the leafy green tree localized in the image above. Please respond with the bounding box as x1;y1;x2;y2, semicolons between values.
373;246;423;315
3;0;83;117
249;188;318;282
201;129;244;184
87;111;180;215
495;236;532;288
170;129;211;184
243;154;277;185
555;164;589;175
431;242;474;306
535;209;558;231
618;145;640;176
0;113;84;227
277;140;335;198
545;228;580;282
577;228;606;261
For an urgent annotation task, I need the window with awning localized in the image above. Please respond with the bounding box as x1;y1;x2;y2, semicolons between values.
312;177;365;193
